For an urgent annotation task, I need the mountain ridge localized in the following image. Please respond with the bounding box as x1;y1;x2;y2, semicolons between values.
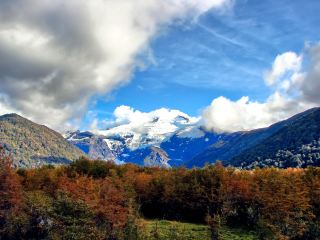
0;113;85;168
229;107;320;168
1;107;320;168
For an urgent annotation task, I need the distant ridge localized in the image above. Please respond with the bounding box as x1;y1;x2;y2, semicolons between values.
230;107;320;168
188;107;320;168
0;113;85;168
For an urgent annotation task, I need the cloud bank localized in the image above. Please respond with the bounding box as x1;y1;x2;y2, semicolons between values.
203;43;320;132
0;0;231;130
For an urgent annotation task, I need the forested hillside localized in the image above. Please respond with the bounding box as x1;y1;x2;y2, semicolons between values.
190;107;320;168
231;107;320;168
1;147;319;240
0;114;84;167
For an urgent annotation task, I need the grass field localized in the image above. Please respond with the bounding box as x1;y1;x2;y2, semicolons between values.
142;220;258;240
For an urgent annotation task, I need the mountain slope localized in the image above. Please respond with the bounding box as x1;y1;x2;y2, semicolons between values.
187;128;286;168
0;114;85;167
161;127;227;167
143;146;170;167
230;107;320;168
66;131;115;160
188;107;320;168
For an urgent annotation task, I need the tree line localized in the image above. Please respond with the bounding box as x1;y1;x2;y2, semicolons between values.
0;147;319;239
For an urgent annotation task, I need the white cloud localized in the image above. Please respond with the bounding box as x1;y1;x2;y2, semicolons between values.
96;105;200;149
300;43;320;104
264;52;303;86
202;93;309;132
0;0;231;130
203;43;320;133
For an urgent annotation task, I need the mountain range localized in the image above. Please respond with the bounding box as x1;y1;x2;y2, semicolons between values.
1;108;320;168
66;107;320;168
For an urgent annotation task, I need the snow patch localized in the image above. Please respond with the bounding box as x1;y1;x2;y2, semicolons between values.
177;126;205;139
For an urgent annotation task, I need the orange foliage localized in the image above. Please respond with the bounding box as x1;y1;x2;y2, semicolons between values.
252;168;313;237
2;157;318;239
0;147;23;222
57;174;128;228
134;172;152;196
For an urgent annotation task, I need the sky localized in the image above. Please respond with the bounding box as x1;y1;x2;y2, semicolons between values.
0;0;320;133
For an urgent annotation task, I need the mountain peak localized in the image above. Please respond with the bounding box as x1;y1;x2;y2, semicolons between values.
0;113;25;120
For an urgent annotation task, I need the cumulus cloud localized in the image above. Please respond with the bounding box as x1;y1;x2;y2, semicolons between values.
264;52;303;86
203;43;320;132
100;105;199;133
202;93;309;132
0;0;231;130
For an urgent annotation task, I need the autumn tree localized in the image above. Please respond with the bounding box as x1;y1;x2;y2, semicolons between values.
0;146;25;238
56;174;129;238
50;191;103;240
224;168;263;229
252;168;313;239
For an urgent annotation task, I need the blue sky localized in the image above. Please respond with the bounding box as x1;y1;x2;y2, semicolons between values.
84;0;320;129
0;0;319;131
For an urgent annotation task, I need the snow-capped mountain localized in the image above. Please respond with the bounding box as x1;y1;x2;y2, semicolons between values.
95;107;200;150
66;108;208;167
64;108;320;169
66;125;225;168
